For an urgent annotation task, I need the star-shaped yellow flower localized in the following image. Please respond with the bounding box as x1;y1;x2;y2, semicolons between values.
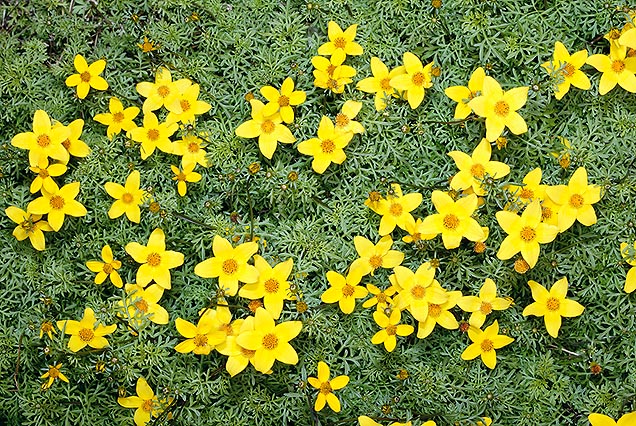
41;363;69;390
104;170;148;223
308;361;350;412
239;255;294;320
390;52;434;109
545;167;601;232
172;134;209;168
371;309;414;352
65;54;108;99
166;83;211;124
317;21;363;64
297;115;353;174
5;206;52;251
260;77;306;123
505;167;547;208
392;263;447;322
28;158;67;194
357;57;406;110
445;67;486;119
94;97;140;140
416;284;461;339
57;307;117;352
125;228;185;290
372;183;422;236
334;100;364;135
541;41;591;100
457;278;511;328
174;315;225;355
86;244;123;288
312;55;357;94
136;66;191;113
587;44;636;95
235;99;296;159
11;109;70;167
449;138;510;196
118;377;172;426
461;320;514;369
171;163;201;196
129;112;179;160
350;235;404;278
118;284;169;327
27;181;87;232
321;271;368;314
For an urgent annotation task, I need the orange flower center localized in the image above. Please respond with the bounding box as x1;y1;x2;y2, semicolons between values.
222;259;238;275
519;188;534;199
41;322;54;333
443;214;460;230
376;293;387;303
38;169;50;179
546;297;560;311
333;37;347;49
368;255;383;269
519;226;536;242
180;100;191;112
264;278;279;293
480;302;493;315
48;366;61;378
262;333;279;350
319;381;333;394
569;194;584;208
62;139;71;149
146;252;162;266
187;142;200;153
428;303;442;318
102;263;114;274
410;285;425;299
386;324;397;335
541;205;553;220
49;195;65;210
122;192;134;204
113;112;124;123
78;328;94;342
248;300;263;312
480;339;494;352
471;163;485;178
135;299;149;313
514;258;530;273
342;284;355;297
37;134;51;147
147;129;160;141
80;71;92;82
389;203;403;216
176;172;187;182
141;399;154;412
240;347;256;358
278;95;290;107
562;63;575;77
157;85;170;97
220;323;233;335
380;78;392;91
335;113;350;128
321;139;336;153
261;120;275;134
193;334;208;347
494;100;510;117
611;60;625;73
410;232;421;242
411;72;425;86
326;65;337;75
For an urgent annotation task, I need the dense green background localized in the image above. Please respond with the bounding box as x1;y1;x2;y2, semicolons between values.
1;0;636;425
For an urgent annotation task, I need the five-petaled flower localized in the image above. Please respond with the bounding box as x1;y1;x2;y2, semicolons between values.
545;167;601;232
317;21;364;64
86;244;123;288
118;377;172;426
445;67;486;119
297;115;353;174
41;363;69;389
587;44;636;95
307;361;350;412
260;77;306;123
238;255;295;320
357;57;406;110
449;138;510;196
541;41;591;100
93;97;140;140
235;99;296;159
125;228;185;290
371;309;414;352
27;181;87;232
105;170;148;223
321;270;368;314
57;307;117;352
129;112;179;160
349;235;404;278
11;109;70;167
171;163;202;196
457;278;511;328
136;66;191;113
461;320;514;369
174;314;225;355
390;52;434;109
65;54;108;99
5;206;53;251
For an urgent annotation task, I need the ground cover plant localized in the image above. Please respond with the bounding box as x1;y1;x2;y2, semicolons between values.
1;0;636;425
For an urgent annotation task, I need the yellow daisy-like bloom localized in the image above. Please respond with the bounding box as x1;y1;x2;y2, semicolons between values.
321;270;368;314
224;316;260;377
448;138;510;196
171;163;202;196
588;412;636;426
202;305;237;355
27;181;87;232
392;263;447;322
104;170;147;223
496;200;559;269
239;255;294;320
505;167;547;208
93;97;140;140
541;41;591;100
620;242;636;293
522;278;584;338
402;216;436;244
11;109;70;167
545;167;601;232
54;119;90;161
357;57;406;110
41;363;69;390
373;183;423;236
260;77;306;123
350;235;404;278
194;235;259;297
136;66;191;113
444;67;486;119
420;191;485;249
416;284;462;339
390;52;434;109
358;417;417;426
235;307;302;373
334;100;364;135
173;134;209;168
5;206;52;251
118;284;169;327
461;320;514;369
56;307;117;352
235;99;296;160
317;21;363;64
468;76;528;142
457;278;511;328
297;115;353;174
312;55;357;94
371;309;414;352
166;83;211;124
39;321;56;339
174;314;226;355
129;112;179;160
587;44;636;95
307;361;350;412
28;158;67;194
138;35;160;53
65;54;108;99
361;283;397;310
125;228;185;290
85;244;123;288
118;377;171;426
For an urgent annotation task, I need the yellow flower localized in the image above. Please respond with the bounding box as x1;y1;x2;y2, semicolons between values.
194;235;259;296
93;97;140;140
620;242;636;293
41;363;69;389
166;83;211;124
297;115;353;174
371;309;414;352
65;54;108;99
545;167;601;232
56;307;117;352
54;119;90;161
457;278;511;328
260;77;306;123
118;377;172;426
392;263;447;322
312;55;357;94
86;245;123;288
416;284;461;339
402;217;436;244
334;100;364;135
539;197;560;228
27;158;66;194
357;57;406;110
235;307;302;373
444;67;486;119
129;112;179;160
39;321;56;339
104;170;148;223
136;66;191;113
171;163;201;196
27;181;87;232
504;167;546;208
5;206;53;251
420;191;485;249
307;361;349;412
174;314;226;355
239;255;294;320
317;21;363;64
587;44;636;95
172;134;209;168
138;36;160;53
350;235;404;278
468;76;528;142
389;52;434;109
125;228;185;290
496;200;559;268
362;283;397;310
224;316;260;376
118;284;169;327
461;320;514;369
522;278;584;338
235;99;296;159
588;412;636;426
321;271;368;314
541;41;590;100
11;109;70;166
372;183;422;236
448;138;510;196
